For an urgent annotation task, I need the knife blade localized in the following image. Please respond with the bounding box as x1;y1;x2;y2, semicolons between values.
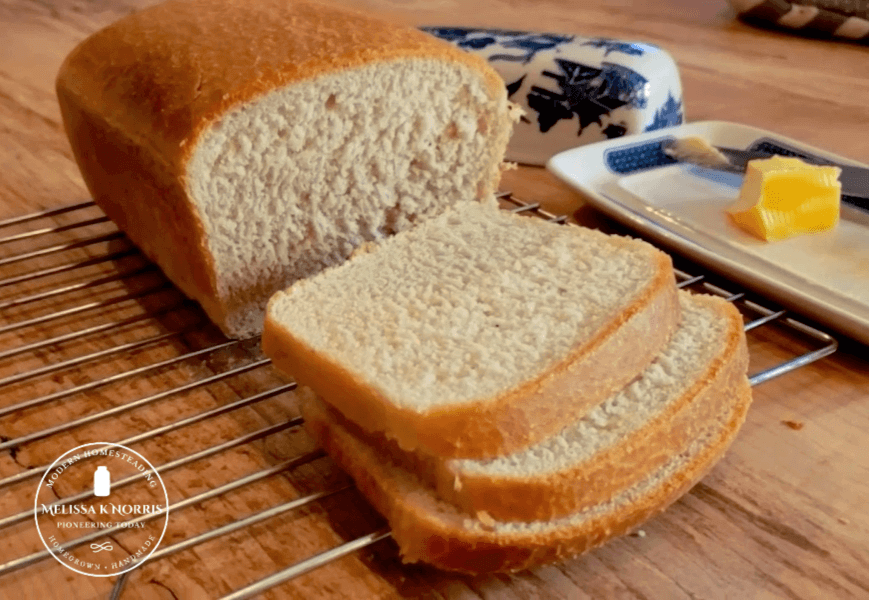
709;147;869;212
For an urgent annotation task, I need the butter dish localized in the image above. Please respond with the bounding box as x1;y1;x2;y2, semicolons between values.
422;27;684;166
547;120;869;345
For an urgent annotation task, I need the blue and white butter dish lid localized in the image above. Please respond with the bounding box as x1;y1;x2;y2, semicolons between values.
422;27;685;166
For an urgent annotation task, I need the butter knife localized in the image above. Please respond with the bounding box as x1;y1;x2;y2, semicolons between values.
663;139;869;210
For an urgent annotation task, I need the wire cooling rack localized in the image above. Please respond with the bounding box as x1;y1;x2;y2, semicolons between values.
0;194;837;599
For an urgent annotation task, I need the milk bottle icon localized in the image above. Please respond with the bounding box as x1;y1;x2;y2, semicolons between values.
94;466;111;497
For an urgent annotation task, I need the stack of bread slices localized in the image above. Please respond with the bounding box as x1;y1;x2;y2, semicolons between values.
262;201;752;573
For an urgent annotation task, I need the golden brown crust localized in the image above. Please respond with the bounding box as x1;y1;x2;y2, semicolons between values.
57;0;504;169
56;0;507;337
304;377;753;573
263;245;680;458
435;295;749;521
299;295;749;522
55;86;223;322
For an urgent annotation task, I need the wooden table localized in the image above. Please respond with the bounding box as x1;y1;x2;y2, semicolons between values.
1;1;868;598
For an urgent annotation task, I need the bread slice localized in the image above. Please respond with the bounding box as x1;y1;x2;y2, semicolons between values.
302;371;753;573
56;0;515;338
263;202;680;459
304;292;749;521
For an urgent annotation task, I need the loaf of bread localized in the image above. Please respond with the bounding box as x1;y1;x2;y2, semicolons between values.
302;366;752;573
262;202;681;459
56;0;515;338
304;292;749;522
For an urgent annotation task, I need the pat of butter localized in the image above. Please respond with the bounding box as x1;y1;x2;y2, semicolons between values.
666;136;730;168
728;155;841;241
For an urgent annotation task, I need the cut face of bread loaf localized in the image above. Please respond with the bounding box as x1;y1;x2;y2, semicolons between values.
302;368;753;573
263;202;681;459
302;292;749;522
56;0;514;338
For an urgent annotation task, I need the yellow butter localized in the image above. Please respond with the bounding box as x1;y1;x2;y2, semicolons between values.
728;155;841;241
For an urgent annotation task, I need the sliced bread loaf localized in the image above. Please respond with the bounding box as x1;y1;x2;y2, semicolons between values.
302;368;753;573
303;291;749;521
263;202;680;459
56;0;515;338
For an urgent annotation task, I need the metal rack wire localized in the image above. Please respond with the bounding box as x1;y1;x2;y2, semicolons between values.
0;195;838;599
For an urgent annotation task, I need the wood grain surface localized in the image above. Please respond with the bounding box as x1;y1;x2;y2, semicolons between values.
1;0;868;599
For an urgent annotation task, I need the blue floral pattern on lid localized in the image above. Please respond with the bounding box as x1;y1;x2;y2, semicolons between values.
422;26;685;165
580;38;650;56
645;92;684;132
527;60;648;137
421;28;575;64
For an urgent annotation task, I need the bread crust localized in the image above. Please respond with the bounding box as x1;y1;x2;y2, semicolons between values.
263;243;680;459
432;295;749;520
299;294;749;522
303;377;753;573
56;0;508;337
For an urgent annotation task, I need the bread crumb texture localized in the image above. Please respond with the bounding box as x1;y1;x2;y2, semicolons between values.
188;60;508;335
269;202;663;410
452;294;727;476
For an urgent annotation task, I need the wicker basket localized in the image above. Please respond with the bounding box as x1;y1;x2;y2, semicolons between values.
729;0;869;40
